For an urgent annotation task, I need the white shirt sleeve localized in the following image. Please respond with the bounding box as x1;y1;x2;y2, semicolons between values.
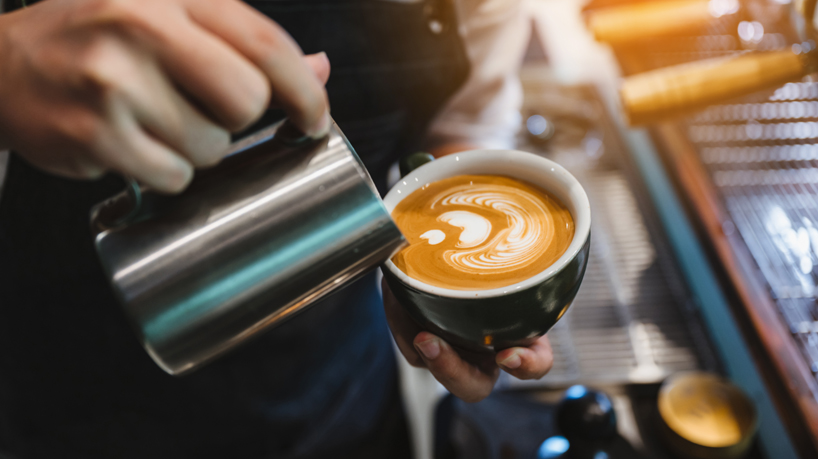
424;0;531;150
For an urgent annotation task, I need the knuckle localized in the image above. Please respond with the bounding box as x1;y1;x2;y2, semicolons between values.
91;0;151;33
101;0;137;18
71;0;151;46
229;85;269;131
56;113;105;149
77;43;126;102
215;69;269;132
432;362;464;387
252;21;291;57
3;20;28;52
138;151;172;174
192;133;230;168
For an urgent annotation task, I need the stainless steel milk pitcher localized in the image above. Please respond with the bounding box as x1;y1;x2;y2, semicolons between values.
90;120;406;375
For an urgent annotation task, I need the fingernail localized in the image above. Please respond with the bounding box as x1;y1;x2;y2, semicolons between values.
316;51;329;64
499;352;522;370
164;159;194;194
416;338;441;360
307;111;331;139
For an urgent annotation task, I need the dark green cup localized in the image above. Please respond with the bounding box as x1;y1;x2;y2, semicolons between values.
381;149;591;352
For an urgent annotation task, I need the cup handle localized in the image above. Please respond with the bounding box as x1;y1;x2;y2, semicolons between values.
399;152;435;178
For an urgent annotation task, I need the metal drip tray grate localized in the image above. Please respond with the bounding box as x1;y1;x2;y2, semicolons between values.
689;92;818;376
502;77;707;389
508;169;702;387
722;189;818;299
619;13;818;384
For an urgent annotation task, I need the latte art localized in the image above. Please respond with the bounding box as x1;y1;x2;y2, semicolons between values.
434;189;548;272
391;175;574;290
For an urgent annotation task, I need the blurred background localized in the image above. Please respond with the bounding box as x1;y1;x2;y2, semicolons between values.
401;0;818;458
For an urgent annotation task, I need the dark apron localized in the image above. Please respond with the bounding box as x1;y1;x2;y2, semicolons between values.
0;0;469;458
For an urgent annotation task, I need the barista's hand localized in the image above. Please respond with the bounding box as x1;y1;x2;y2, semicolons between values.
0;0;330;193
382;278;554;403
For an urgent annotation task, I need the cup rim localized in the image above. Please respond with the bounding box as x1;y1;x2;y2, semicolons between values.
382;149;591;299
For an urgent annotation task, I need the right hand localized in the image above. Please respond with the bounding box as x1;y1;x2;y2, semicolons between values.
382;279;554;403
0;0;331;193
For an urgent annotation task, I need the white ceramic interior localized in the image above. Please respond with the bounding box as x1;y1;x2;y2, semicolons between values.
382;149;592;299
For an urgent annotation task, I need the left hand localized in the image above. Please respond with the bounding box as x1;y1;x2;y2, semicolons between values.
382;278;554;403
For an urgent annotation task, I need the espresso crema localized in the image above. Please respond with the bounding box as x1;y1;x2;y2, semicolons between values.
391;174;574;290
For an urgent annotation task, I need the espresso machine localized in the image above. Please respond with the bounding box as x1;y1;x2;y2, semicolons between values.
584;0;818;457
428;1;818;458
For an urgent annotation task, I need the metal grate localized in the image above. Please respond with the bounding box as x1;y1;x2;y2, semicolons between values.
620;11;818;384
501;78;706;389
509;168;702;387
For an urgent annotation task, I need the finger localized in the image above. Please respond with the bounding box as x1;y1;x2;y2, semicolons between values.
56;157;107;180
126;58;231;167
381;278;426;368
184;0;330;137
78;36;232;168
27;153;106;181
496;335;554;380
304;52;331;85
393;325;426;368
414;332;498;403
96;102;193;193
151;15;271;132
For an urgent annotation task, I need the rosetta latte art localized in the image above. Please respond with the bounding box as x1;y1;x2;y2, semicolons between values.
391;175;574;290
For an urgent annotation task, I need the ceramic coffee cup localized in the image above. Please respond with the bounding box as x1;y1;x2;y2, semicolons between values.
381;149;591;352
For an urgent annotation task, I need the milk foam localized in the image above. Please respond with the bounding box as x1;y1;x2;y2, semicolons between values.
432;187;552;274
420;229;446;245
437;211;491;247
391;175;574;291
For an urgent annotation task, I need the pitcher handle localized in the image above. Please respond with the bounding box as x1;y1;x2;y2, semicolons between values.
90;177;142;232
